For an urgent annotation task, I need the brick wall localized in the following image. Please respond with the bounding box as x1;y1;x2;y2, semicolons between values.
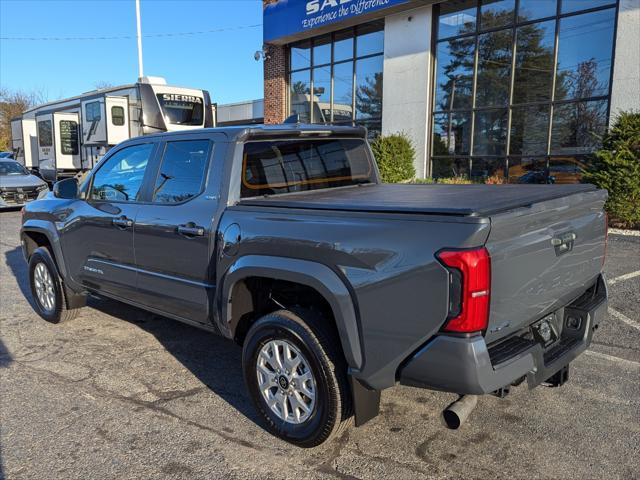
263;0;287;124
263;43;287;124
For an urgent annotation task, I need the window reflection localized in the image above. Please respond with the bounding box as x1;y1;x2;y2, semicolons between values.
290;70;310;123
333;62;354;122
509;157;550;183
432;157;470;178
289;23;382;131
476;29;512;107
474;109;508;155
513;20;555;104
551;100;608;153
555;9;615;100
517;0;557;21
312;66;331;124
355;56;383;120
480;0;515;30
549;156;589;183
435;38;475;110
510;104;550;155
561;0;615;14
290;41;311;71
471;157;505;181
439;0;477;39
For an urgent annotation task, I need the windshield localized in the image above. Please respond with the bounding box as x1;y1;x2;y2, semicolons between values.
157;94;204;126
0;161;28;176
241;138;375;198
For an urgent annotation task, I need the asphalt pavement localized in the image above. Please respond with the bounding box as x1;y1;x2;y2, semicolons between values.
1;209;638;480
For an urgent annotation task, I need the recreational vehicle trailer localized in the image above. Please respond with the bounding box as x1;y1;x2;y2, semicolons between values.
11;77;213;182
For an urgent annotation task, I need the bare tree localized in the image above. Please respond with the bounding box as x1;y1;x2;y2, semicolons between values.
0;87;47;151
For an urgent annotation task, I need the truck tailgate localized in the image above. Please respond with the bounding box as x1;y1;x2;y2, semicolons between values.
485;189;607;343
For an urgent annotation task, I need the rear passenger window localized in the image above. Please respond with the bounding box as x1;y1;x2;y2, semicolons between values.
152;140;211;204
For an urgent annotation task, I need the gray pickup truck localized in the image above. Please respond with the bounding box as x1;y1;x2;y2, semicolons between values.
20;125;608;447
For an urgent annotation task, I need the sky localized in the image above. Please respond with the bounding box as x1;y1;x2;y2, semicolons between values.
0;0;264;104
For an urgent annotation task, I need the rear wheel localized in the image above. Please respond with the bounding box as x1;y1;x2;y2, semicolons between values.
242;309;352;447
28;247;81;323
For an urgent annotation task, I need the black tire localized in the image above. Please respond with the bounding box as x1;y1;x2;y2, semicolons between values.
242;309;353;448
28;247;81;324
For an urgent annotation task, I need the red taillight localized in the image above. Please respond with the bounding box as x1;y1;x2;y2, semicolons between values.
603;212;609;268
437;247;491;333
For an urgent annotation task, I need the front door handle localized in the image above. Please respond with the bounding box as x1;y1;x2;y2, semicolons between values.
112;216;133;229
178;224;205;237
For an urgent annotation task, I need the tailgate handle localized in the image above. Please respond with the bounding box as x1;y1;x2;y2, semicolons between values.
552;232;576;255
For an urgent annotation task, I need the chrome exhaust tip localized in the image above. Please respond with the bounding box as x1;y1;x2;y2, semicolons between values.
442;395;478;429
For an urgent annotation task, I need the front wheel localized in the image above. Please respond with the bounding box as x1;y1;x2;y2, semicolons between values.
242;309;352;447
28;247;81;323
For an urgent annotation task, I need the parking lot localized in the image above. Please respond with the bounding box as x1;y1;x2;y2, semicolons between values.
0;208;638;480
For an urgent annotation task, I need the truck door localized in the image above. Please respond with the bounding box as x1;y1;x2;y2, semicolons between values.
105;96;130;145
132;133;223;324
60;140;158;298
53;112;81;176
36;114;56;182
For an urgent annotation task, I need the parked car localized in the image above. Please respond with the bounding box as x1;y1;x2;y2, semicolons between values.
20;125;608;447
0;151;14;158
0;159;49;209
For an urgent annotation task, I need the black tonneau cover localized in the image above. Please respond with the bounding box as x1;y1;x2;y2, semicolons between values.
239;183;597;216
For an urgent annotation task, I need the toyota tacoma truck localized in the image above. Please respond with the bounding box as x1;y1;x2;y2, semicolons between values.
20;125;608;447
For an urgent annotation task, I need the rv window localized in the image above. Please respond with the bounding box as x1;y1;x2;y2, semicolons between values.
152;140;211;204
157;94;204;126
59;120;79;155
85;101;101;122
90;143;154;202
111;106;125;126
37;120;53;147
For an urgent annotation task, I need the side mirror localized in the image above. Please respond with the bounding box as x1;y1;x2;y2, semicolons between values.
53;178;79;199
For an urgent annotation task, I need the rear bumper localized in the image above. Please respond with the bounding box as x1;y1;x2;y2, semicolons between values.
399;275;607;395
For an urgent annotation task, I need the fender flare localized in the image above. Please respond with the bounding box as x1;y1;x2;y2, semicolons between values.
21;220;69;279
220;255;363;371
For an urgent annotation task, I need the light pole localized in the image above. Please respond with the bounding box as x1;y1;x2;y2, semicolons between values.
135;0;144;79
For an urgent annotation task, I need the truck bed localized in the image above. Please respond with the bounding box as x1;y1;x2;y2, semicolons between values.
239;183;597;217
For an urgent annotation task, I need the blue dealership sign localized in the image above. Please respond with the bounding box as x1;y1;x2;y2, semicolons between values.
264;0;411;42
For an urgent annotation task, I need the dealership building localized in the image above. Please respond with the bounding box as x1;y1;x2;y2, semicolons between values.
261;0;639;181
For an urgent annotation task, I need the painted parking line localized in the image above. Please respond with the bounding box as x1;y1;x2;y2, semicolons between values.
608;308;640;331
608;270;640;286
585;350;640;369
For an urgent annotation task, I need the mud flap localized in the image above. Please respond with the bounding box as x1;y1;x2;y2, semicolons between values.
349;376;380;427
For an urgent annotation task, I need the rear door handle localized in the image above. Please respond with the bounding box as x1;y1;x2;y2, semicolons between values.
112;216;133;229
178;224;205;237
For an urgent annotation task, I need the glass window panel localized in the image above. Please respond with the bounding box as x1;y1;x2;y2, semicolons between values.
480;0;515;30
451;112;472;155
313;35;331;66
473;108;508;155
435;38;476;110
355;55;383;120
555;9;615;100
513;20;555;104
153;140;211;204
90;143;154;202
508;157;550;183
476;28;512;107
518;0;557;21
359;120;382;139
471;157;506;181
333;61;354;122
356;23;384;57
438;0;477;39
549;156;588;183
562;0;615;14
510;104;550;155
432;113;451;155
290;70;311;123
312;66;331;124
290;40;311;71
334;30;354;62
431;157;470;179
551;100;608;154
